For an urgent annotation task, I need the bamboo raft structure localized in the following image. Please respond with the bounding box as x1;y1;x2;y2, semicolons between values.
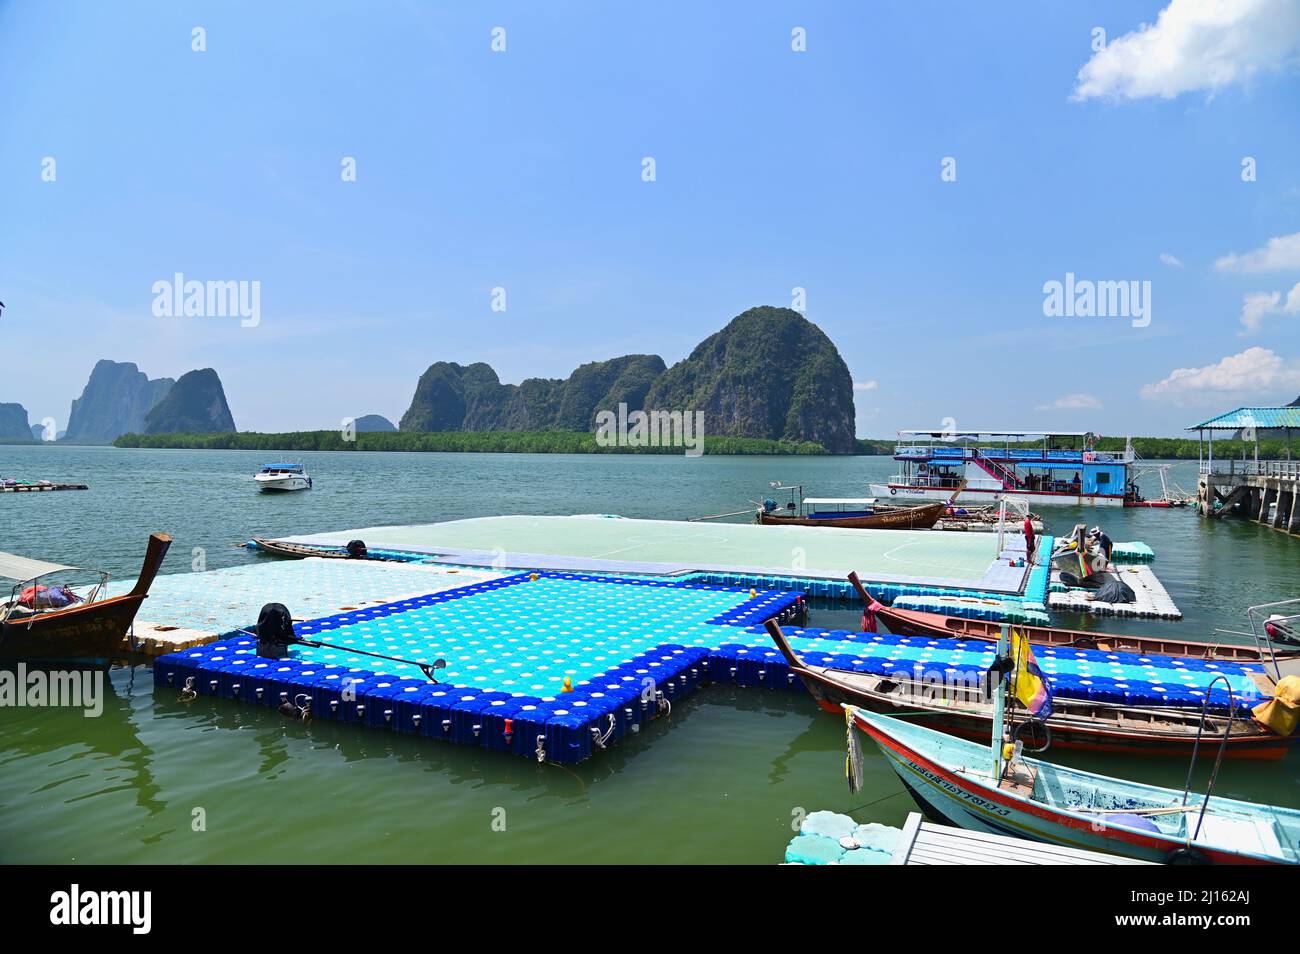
1;482;89;493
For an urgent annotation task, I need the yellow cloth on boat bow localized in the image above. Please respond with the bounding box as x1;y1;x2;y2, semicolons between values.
1253;675;1300;737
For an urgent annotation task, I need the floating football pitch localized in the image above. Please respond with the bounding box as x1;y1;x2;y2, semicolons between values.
285;572;804;694
281;514;1025;592
110;560;505;634
157;564;1263;764
156;567;1264;765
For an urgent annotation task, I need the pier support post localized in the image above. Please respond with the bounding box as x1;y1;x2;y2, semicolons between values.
1276;488;1293;529
1232;487;1249;516
1258;485;1276;523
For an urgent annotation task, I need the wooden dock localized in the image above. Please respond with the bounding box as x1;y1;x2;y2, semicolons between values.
1;482;89;493
1198;460;1300;537
130;620;222;656
890;812;1153;865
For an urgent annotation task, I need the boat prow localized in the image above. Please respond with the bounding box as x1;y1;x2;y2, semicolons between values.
0;533;172;663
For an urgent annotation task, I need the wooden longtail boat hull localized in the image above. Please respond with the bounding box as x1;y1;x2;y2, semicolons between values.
757;501;947;530
0;533;171;663
853;709;1299;865
765;620;1292;760
251;538;386;560
848;572;1300;669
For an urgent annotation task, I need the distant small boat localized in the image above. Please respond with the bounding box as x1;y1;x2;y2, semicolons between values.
254;463;312;492
0;533;171;663
849;706;1300;865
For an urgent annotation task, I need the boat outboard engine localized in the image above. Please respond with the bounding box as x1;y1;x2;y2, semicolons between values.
1265;615;1300;646
256;602;297;658
345;539;368;559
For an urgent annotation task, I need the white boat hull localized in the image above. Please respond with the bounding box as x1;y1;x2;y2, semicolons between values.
868;483;1123;507
255;475;311;492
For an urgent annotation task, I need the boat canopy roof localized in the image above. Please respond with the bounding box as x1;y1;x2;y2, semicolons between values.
0;550;79;582
898;429;1090;439
803;497;879;506
261;463;303;470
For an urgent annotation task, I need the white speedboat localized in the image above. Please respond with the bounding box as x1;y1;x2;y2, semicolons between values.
254;463;312;492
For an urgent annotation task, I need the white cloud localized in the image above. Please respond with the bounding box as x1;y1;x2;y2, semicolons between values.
1215;231;1300;272
1073;0;1300;101
1159;252;1185;268
1035;393;1102;411
1286;280;1300;313
1240;290;1283;332
853;380;878;392
1140;346;1300;402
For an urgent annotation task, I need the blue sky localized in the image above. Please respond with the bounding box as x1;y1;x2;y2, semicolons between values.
3;0;1300;437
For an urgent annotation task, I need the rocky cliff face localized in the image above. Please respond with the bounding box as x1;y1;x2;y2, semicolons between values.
552;355;667;430
399;355;667;433
643;307;856;453
64;360;175;443
0;403;34;442
142;368;236;434
398;309;856;451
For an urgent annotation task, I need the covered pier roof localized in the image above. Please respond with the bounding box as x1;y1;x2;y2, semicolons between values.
1188;407;1300;431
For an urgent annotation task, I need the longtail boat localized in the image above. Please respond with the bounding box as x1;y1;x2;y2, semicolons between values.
848;572;1300;672
0;533;171;663
764;620;1293;759
250;538;384;560
756;499;948;530
848;707;1300;865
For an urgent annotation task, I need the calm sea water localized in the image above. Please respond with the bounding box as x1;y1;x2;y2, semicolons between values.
2;446;1298;863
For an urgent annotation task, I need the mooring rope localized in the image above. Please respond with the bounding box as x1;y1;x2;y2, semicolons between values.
591;714;616;750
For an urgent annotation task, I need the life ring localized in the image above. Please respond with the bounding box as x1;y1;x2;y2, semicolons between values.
1164;846;1210;865
890;488;897;496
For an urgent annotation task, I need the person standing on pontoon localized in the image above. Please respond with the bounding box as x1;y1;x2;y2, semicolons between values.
1023;515;1035;564
1088;526;1113;561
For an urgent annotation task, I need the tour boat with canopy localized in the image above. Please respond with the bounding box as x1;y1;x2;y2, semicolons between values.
870;429;1133;507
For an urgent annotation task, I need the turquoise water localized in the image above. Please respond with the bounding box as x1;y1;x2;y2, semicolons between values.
1;446;1298;864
